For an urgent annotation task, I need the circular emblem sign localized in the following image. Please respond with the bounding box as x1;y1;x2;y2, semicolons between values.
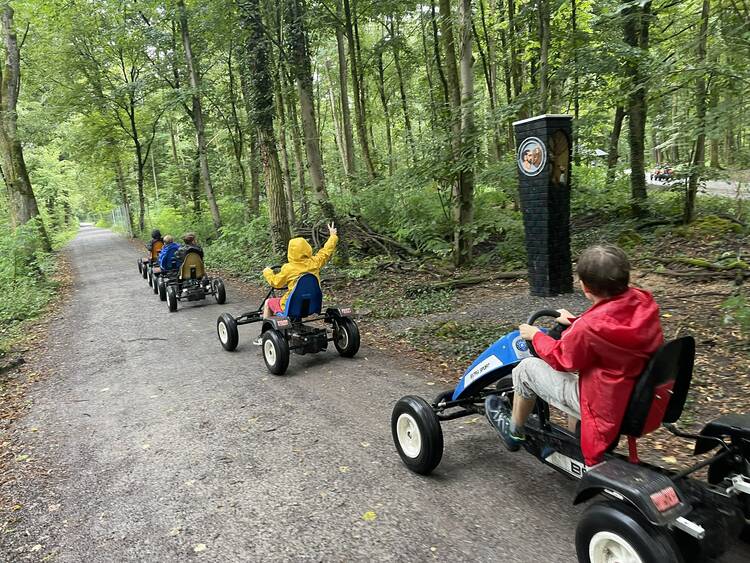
517;137;547;177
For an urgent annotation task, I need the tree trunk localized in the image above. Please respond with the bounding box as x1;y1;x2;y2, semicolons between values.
439;0;462;159
571;0;579;164
684;0;710;224
325;59;348;173
454;0;475;266
168;120;188;197
390;17;416;159
0;5;51;252
238;66;261;215
623;1;651;214
335;0;356;177
376;49;394;175
606;106;626;183
115;157;134;237
537;0;550;114
238;0;290;255
286;85;308;220
178;0;221;232
507;0;524;117
274;61;296;229
419;5;439;128
343;0;376;179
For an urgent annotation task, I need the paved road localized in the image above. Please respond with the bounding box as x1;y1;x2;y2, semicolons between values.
4;226;750;562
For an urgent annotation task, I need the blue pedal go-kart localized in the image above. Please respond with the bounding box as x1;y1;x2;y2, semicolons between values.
216;272;360;375
392;309;750;562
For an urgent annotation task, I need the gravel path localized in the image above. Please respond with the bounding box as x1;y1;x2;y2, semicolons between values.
3;226;749;562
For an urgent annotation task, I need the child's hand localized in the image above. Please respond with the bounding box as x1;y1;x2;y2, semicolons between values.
519;323;540;340
556;309;576;326
328;222;337;236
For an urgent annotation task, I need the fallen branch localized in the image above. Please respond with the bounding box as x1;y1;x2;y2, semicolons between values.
408;271;526;294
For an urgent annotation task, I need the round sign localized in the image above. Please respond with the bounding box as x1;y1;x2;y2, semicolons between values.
517;137;547;177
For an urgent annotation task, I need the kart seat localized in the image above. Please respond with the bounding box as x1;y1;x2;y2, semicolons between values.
151;240;164;260
618;336;695;463
283;273;322;321
179;250;206;280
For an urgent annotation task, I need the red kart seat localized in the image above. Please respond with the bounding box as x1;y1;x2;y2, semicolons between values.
618;336;695;462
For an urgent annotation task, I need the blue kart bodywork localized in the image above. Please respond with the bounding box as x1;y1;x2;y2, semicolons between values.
452;328;545;400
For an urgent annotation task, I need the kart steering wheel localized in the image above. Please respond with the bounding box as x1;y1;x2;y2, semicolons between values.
525;309;569;357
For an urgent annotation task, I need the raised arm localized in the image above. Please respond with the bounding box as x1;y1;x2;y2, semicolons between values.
263;265;291;289
311;222;338;270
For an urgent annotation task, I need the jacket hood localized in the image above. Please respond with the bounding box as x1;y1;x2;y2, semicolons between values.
585;287;662;351
287;237;312;262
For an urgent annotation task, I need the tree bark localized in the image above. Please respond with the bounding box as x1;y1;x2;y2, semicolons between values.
439;0;462;159
335;0;356;177
684;0;710;224
537;0;550;114
571;0;579;164
390;17;416;159
178;0;221;231
507;0;523;116
376;48;394;175
115;157;134;237
274;61;296;228
238;65;261;215
454;0;475;266
623;1;651;214
606;106;626;183
0;4;51;252
238;0;290;254
343;0;376;179
285;84;308;220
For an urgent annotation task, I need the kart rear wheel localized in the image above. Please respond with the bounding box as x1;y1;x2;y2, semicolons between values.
142;264;148;279
152;275;159;294
391;396;443;475
166;286;178;312
576;501;683;563
333;317;360;358
138;259;143;274
217;313;239;352
213;279;227;305
262;329;289;375
158;278;167;301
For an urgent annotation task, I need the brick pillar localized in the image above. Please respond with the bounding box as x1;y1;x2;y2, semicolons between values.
513;114;573;297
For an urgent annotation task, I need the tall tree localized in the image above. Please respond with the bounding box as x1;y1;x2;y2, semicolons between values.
335;0;355;178
0;4;51;251
238;0;290;254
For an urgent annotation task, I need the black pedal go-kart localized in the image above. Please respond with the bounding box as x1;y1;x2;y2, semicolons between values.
138;240;163;281
216;271;360;375
161;250;226;312
391;309;750;562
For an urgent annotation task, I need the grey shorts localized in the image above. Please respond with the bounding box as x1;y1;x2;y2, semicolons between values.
511;357;580;418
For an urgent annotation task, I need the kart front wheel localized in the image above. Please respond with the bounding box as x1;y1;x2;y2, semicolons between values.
142;264;148;279
213;279;227;305
166;286;178;313
333;318;360;358
262;329;289;375
152;275;159;294
137;260;143;274
576;501;683;563
391;396;443;475
158;278;167;301
217;313;239;352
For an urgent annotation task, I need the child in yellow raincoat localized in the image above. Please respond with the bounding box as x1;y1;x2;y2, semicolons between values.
262;222;338;318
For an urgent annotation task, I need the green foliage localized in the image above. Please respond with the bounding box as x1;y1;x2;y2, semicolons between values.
722;295;750;336
352;287;455;320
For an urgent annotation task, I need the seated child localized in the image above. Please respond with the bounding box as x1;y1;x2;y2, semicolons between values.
262;222;338;318
485;244;664;467
174;232;204;265
146;229;162;252
158;235;181;272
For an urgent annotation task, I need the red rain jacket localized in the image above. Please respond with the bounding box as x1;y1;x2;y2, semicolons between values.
531;287;664;466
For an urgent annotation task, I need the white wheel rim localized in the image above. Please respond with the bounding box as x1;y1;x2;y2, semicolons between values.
589;531;643;563
218;322;228;343
396;413;422;459
336;324;349;349
264;339;276;366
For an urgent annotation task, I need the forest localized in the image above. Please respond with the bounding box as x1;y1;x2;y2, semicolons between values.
0;0;749;349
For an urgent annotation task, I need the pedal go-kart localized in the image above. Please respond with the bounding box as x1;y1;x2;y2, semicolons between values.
216;272;360;375
391;310;750;562
162;250;226;312
138;240;163;280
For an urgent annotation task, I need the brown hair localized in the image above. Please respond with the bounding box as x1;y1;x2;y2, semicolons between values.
183;232;197;244
576;244;630;298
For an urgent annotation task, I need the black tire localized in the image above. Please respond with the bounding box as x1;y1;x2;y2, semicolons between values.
158;278;167;301
138;260;143;274
432;390;454;406
217;313;239;351
391;395;444;475
142;264;148;279
262;329;290;375
148;270;153;287
333;317;360;358
213;279;226;305
576;501;683;563
166;286;178;312
152;275;159;294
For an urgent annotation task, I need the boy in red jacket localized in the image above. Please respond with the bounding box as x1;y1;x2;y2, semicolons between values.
485;244;664;467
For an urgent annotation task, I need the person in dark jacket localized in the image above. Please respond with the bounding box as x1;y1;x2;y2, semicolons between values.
174;232;204;266
146;229;162;252
158;235;181;271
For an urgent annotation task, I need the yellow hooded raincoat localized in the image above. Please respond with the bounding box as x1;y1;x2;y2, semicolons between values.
262;234;338;309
